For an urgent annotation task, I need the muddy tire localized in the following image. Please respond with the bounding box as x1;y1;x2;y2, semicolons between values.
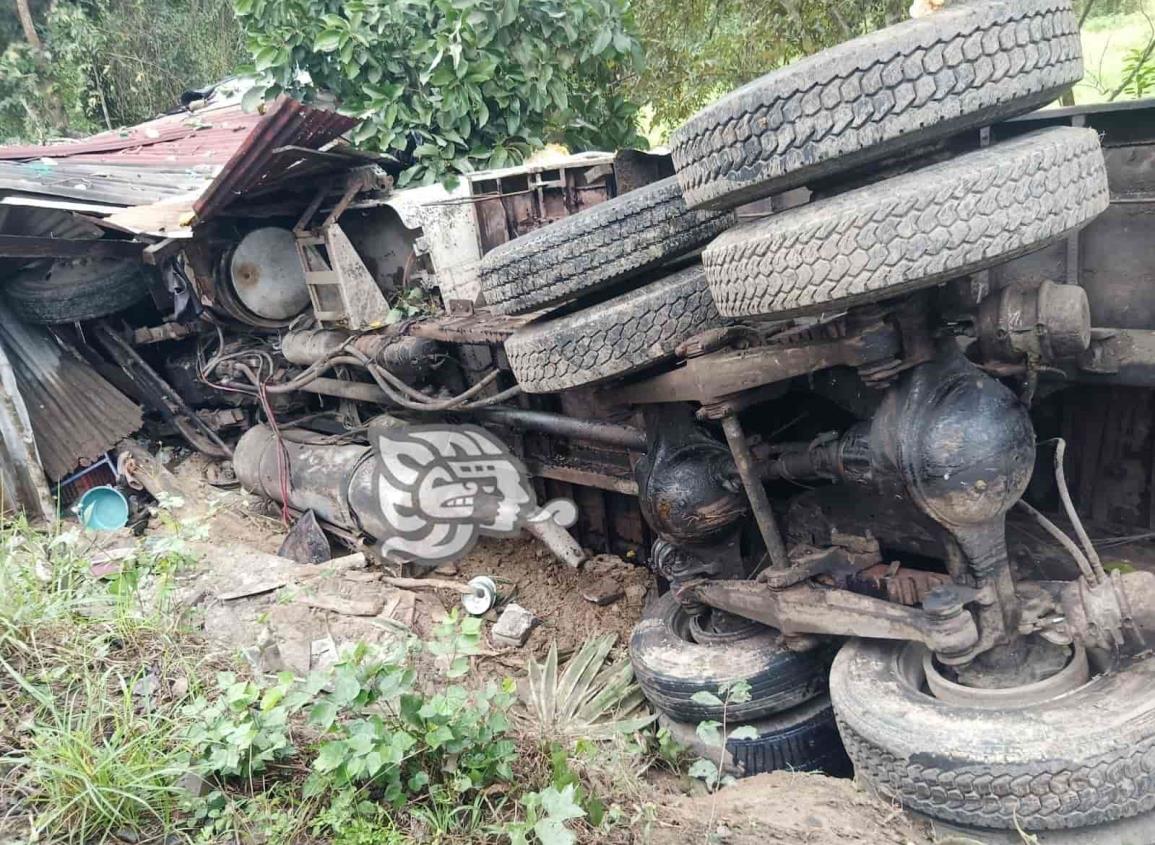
671;0;1083;211
703;127;1108;319
478;177;735;316
660;695;851;778
3;258;151;325
831;639;1155;831
504;265;725;394
629;592;830;724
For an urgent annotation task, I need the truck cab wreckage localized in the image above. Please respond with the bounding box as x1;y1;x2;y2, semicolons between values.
6;2;1155;839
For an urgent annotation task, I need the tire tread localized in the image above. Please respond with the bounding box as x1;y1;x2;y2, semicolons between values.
671;0;1083;209
479;177;734;315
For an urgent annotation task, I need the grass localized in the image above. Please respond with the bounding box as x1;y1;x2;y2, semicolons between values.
0;517;208;843
0;515;666;844
14;676;189;842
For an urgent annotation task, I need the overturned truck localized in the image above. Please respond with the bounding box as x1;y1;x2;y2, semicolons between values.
6;0;1155;838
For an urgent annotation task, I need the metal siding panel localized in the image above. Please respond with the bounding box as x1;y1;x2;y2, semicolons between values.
0;303;142;481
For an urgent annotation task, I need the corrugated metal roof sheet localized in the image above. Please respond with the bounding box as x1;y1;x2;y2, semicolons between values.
0;97;358;225
0;206;102;276
0;161;216;206
194;96;359;218
0;325;53;519
0;102;262;166
0;301;142;481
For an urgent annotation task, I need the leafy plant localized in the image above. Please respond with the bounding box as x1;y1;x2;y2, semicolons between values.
426;609;484;678
233;0;648;186
1120;39;1155;99
522;634;655;743
182;671;304;780
686;680;753;792
507;783;587;845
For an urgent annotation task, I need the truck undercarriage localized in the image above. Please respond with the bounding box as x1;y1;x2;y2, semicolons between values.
5;2;1155;838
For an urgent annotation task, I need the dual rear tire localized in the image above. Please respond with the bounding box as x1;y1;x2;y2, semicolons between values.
629;593;848;778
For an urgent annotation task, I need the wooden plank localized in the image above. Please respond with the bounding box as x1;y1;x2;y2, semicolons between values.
0;234;142;259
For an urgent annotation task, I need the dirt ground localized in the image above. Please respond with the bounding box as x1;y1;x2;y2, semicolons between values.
122;449;933;843
454;536;653;656
648;771;933;844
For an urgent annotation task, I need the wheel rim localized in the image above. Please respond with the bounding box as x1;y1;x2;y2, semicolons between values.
897;641;1092;710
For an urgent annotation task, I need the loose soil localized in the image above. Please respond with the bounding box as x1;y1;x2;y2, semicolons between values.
648;771;934;844
454;536;654;656
125;451;931;843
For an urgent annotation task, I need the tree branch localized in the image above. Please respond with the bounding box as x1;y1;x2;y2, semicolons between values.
1109;10;1155;101
1078;0;1099;30
15;0;42;50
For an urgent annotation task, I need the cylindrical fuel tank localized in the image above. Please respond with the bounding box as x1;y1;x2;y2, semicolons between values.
233;424;392;541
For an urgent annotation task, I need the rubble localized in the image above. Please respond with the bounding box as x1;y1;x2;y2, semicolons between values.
582;576;624;606
491;603;537;647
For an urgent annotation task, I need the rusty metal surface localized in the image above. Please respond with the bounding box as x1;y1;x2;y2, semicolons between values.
612;319;901;407
0;301;141;481
468;153;616;253
193;97;358;220
524;458;638;496
1074;329;1155;387
682;578;980;655
475;407;646;450
405;311;534;344
0;103;262;164
0;99;356;228
94;324;230;459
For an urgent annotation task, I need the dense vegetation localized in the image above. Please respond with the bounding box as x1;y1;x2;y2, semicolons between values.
1;0;1153;178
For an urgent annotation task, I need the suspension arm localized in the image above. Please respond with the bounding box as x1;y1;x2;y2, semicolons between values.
680;579;980;657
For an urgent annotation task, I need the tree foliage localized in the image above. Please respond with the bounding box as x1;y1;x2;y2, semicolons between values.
629;0;913;132
0;0;245;143
236;0;647;187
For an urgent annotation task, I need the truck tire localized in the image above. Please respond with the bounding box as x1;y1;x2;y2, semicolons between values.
831;639;1155;831
3;258;151;325
703;127;1108;319
479;177;735;316
630;592;830;724
660;694;851;778
671;0;1083;210
504;265;724;394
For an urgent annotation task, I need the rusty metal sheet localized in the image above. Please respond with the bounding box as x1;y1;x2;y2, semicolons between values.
0;98;356;227
0;302;142;481
0;102;261;165
525;458;639;496
193;97;358;221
